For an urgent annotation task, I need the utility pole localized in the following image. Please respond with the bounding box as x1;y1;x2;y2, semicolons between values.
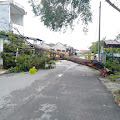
98;1;101;61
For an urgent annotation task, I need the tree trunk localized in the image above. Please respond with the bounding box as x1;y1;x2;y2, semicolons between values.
20;39;108;77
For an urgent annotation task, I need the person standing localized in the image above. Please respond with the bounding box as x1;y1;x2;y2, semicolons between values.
91;52;94;60
84;52;88;60
94;54;96;60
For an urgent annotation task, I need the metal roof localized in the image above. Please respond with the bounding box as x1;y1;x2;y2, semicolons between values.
0;0;26;15
0;33;8;38
104;40;120;48
0;33;43;42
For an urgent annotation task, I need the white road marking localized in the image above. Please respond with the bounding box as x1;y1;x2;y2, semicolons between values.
58;74;63;77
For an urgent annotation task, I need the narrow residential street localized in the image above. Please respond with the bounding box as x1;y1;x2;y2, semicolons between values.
0;60;120;120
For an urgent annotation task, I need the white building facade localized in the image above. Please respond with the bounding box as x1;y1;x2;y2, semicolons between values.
0;0;26;67
0;0;26;34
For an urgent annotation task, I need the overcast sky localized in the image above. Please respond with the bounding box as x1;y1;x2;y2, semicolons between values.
4;0;120;50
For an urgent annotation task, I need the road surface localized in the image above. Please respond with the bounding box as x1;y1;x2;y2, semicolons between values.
0;60;120;120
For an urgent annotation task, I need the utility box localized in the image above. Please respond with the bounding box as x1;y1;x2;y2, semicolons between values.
101;51;106;64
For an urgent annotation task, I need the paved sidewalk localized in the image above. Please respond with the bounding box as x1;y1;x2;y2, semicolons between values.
0;69;8;75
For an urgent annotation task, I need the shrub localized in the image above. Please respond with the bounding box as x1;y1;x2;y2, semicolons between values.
88;54;91;60
1;52;16;69
115;96;120;104
108;74;116;81
1;31;56;73
114;90;120;94
46;60;56;69
105;61;120;72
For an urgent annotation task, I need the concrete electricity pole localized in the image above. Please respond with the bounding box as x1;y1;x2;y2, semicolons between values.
98;1;101;61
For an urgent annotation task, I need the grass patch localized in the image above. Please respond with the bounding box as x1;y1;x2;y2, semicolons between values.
108;74;117;82
114;90;120;94
107;74;120;82
79;55;84;57
88;66;96;70
115;96;120;105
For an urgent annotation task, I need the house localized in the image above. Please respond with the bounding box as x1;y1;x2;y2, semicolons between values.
52;42;67;50
0;0;26;67
67;46;75;56
104;39;120;61
0;0;26;34
38;42;68;57
39;42;52;49
104;40;120;48
38;42;77;57
23;36;43;46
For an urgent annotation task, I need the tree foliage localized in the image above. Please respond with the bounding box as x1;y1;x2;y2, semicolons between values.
28;0;120;31
116;33;120;40
28;0;92;31
1;31;55;72
89;40;104;54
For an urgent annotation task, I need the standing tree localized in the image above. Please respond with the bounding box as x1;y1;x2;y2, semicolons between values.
28;0;120;31
116;33;120;40
28;0;92;31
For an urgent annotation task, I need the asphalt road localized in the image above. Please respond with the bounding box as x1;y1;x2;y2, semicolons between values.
0;60;120;120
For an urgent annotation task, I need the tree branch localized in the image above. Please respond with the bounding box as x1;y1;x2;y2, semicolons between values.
106;0;120;12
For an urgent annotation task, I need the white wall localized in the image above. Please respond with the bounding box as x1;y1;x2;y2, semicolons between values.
0;4;10;32
0;1;25;34
11;14;23;26
0;38;3;66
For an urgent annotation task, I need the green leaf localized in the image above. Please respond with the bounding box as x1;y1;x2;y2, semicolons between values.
29;66;37;74
28;0;92;31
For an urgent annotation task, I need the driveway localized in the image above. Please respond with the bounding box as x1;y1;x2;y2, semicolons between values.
0;60;120;120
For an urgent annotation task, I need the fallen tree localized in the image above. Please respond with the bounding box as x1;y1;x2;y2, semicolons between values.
18;36;110;77
0;32;109;76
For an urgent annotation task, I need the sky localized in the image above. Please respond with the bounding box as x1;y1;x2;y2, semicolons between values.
2;0;120;50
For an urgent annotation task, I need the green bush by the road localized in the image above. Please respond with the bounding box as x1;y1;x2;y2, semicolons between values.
105;61;120;72
1;31;55;73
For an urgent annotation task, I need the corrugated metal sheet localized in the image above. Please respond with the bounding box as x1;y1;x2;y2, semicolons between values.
104;40;120;45
104;40;120;48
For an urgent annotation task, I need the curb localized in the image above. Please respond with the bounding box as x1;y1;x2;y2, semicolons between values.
99;77;120;106
0;70;9;75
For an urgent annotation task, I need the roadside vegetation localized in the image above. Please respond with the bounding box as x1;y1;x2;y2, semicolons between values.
88;36;120;106
89;38;120;74
1;31;56;73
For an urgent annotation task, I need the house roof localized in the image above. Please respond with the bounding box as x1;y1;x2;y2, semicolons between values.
22;36;43;42
0;0;26;15
47;43;55;47
104;40;120;48
52;42;67;50
0;33;8;38
0;32;43;42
